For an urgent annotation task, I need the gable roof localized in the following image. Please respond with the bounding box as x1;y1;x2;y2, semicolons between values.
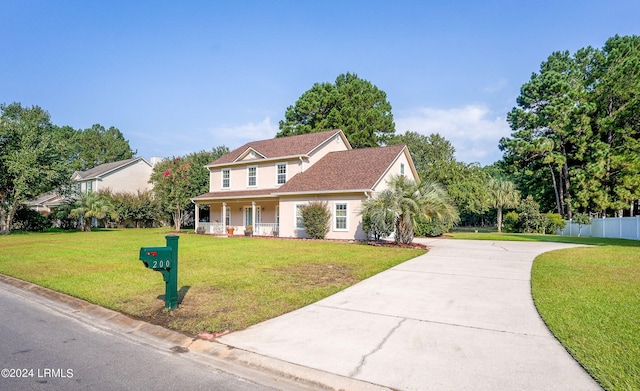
72;157;150;180
207;129;349;166
24;190;65;207
274;144;409;194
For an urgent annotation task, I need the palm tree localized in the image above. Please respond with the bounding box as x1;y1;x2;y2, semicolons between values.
487;178;520;233
361;189;396;240
69;192;116;232
363;175;459;244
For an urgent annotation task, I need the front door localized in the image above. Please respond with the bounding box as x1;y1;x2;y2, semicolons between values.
244;206;261;226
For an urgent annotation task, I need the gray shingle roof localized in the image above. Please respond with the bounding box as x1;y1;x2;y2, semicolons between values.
74;158;142;180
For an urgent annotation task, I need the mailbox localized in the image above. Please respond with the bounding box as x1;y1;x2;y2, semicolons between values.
137;235;179;310
139;247;173;270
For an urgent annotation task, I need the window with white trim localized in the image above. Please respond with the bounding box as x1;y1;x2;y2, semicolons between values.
400;163;405;176
334;203;348;231
222;169;230;189
86;181;93;193
247;166;257;187
225;207;230;226
295;204;305;229
276;163;287;185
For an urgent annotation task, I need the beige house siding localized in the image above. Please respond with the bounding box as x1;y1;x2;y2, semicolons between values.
210;159;302;192
278;194;366;240
373;149;417;192
98;159;153;193
306;132;350;167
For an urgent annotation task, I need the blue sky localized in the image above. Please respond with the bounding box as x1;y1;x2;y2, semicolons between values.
2;1;639;166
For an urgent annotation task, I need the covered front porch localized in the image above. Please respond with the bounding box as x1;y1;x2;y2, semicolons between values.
194;198;280;237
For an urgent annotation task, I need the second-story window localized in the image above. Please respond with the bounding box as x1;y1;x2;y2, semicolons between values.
277;163;287;184
400;163;405;176
222;169;230;189
247;166;257;187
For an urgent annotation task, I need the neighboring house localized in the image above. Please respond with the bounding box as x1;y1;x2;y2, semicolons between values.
71;157;153;196
192;129;418;240
26;157;154;214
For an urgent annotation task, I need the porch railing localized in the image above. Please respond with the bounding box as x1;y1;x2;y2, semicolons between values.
196;222;225;235
254;223;279;236
196;222;279;236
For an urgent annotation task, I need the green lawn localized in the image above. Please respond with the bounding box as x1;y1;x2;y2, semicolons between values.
451;231;640;391
0;229;424;335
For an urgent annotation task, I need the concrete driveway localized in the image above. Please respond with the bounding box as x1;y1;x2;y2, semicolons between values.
219;239;602;390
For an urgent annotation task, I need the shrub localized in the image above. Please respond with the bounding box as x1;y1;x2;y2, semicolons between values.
362;213;393;240
544;213;566;234
50;202;79;230
572;212;592;236
503;211;520;232
11;207;52;232
517;196;544;233
414;215;452;237
301;201;331;239
103;190;160;228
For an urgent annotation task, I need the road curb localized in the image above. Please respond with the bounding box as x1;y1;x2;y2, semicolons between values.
0;273;390;391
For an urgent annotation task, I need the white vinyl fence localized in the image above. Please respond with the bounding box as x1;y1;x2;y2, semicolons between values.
558;216;640;240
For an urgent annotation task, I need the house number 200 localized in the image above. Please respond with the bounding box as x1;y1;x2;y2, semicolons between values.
152;260;170;268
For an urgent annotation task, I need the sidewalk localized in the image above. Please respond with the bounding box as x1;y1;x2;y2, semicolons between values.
218;239;602;390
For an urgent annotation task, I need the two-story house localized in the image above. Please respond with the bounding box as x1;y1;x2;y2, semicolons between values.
192;129;418;240
70;157;154;195
27;157;154;214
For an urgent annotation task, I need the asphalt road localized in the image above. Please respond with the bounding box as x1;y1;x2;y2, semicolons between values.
0;282;276;391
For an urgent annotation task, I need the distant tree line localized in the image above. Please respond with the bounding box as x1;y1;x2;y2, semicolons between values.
0;101;228;233
500;35;640;219
0;102;138;233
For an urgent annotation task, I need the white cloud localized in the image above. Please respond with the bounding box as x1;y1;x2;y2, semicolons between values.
394;105;511;166
209;117;279;148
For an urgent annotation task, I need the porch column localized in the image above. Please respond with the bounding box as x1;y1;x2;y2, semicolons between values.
194;203;200;233
251;201;256;229
222;202;227;232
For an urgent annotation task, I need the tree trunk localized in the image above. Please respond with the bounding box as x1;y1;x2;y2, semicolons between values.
1;199;21;234
549;164;563;216
82;217;92;232
496;206;503;233
562;162;573;220
0;208;8;234
395;213;414;244
173;209;182;231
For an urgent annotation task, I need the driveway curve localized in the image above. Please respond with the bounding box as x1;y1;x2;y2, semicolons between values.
219;239;602;390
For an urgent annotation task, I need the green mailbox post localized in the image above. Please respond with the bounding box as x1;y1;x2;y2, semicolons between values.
138;235;179;310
